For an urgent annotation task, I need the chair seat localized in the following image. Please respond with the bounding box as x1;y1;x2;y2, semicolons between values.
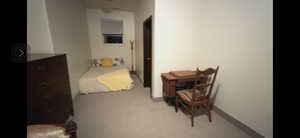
176;89;207;103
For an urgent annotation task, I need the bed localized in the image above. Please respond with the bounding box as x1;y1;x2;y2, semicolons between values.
79;65;134;94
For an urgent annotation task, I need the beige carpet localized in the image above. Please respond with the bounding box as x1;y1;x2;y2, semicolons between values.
73;75;251;138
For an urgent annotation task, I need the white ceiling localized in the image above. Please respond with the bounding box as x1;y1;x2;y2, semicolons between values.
83;0;138;12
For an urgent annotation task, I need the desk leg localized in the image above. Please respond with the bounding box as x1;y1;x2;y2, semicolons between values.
169;97;176;105
164;97;176;106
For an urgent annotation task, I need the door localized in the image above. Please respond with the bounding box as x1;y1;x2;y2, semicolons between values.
143;16;152;87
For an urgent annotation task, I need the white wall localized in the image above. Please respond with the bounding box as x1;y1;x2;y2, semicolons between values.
135;0;154;82
101;19;123;34
84;0;137;12
45;0;92;99
87;9;135;70
27;0;54;54
154;0;273;138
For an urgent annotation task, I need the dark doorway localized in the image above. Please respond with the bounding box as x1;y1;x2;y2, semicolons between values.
143;16;152;88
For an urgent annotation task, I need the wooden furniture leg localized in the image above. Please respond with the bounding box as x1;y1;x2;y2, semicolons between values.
206;103;212;122
175;95;178;112
191;105;195;127
208;109;212;122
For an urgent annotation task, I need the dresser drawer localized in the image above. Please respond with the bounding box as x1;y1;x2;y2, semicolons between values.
35;107;68;124
38;94;72;123
29;55;67;80
28;60;51;84
34;80;69;99
30;60;48;73
48;55;67;75
32;80;53;96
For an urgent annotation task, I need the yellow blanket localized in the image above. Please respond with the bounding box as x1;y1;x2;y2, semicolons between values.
97;69;133;91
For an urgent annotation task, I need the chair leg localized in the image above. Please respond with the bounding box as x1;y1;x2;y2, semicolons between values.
191;115;194;127
204;103;212;122
191;105;195;127
175;96;178;112
208;110;212;122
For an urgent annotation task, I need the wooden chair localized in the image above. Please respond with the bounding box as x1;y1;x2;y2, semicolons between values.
175;66;219;127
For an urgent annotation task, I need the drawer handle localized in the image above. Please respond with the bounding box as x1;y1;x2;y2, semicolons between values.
46;109;53;113
43;95;51;99
40;82;48;89
37;65;46;71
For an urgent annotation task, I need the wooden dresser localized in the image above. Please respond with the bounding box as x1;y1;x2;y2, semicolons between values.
27;54;77;138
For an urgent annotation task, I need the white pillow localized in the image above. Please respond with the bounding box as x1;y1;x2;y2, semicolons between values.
113;57;122;66
91;59;101;67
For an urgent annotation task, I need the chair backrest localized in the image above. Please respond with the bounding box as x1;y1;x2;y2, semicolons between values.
192;66;219;102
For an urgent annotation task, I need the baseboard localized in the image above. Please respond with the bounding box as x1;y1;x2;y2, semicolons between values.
135;73;144;84
134;73;162;102
73;92;80;102
212;106;265;138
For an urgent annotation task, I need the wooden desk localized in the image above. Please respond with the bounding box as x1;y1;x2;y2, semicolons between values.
161;71;198;104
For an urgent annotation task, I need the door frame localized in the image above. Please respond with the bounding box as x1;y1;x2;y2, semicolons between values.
143;16;152;88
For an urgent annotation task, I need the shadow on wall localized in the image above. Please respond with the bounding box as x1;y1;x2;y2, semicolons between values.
210;84;220;110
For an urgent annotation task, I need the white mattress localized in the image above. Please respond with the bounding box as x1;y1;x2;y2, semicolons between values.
79;65;133;94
